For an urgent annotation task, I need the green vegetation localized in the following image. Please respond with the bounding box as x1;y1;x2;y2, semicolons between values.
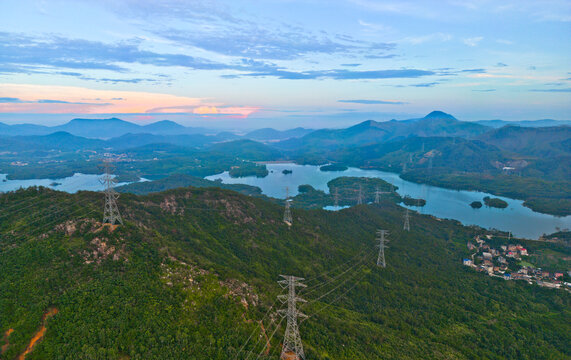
470;201;483;209
402;170;571;216
208;139;283;161
327;177;400;206
228;162;269;178
319;164;348;172
116;173;263;197
282;169;293;174
0;186;569;359
483;196;508;209
401;196;426;207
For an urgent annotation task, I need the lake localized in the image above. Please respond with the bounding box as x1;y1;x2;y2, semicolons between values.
0;173;140;193
206;164;571;239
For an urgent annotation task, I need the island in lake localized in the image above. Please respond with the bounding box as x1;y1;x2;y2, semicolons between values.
320;164;348;172
483;196;508;209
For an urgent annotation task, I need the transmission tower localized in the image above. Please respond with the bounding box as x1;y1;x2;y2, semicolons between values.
403;208;411;231
409;153;413;163
278;275;307;360
374;187;390;204
284;187;293;225
357;185;363;205
100;159;123;226
333;187;340;208
376;229;389;267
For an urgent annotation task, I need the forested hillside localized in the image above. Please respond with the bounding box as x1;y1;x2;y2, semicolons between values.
1;186;569;359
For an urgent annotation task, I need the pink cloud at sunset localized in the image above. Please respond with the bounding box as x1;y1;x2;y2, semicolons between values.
0;84;259;118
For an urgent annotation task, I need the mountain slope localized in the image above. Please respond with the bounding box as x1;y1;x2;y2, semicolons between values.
478;125;571;157
208;139;283;161
244;127;314;141
0;187;569;359
276;111;490;153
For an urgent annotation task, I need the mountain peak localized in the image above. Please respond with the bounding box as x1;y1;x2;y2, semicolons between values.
424;111;457;120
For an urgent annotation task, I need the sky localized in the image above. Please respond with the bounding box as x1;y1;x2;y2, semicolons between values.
0;0;570;129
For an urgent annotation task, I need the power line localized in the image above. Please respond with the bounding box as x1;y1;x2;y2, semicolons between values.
301;264;370;324
303;252;370;297
234;293;284;360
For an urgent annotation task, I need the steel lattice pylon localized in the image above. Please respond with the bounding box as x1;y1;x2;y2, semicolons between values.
403;208;410;231
101;159;123;225
278;275;307;360
284;187;293;225
376;229;389;267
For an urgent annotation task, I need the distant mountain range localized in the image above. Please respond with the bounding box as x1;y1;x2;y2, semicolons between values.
275;111;491;152
243;127;314;141
475;119;571;128
0;112;568;140
0;118;210;138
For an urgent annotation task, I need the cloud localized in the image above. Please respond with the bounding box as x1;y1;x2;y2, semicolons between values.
463;36;483;46
0;97;23;103
363;54;398;59
0;97;107;105
341;63;361;67
402;33;452;45
472;89;496;92
358;20;392;32
461;68;486;73
528;66;537;70
496;62;508;67
496;39;513;45
0;32;248;75
155;27;395;60
0;84;257;119
410;82;439;87
530;88;571;92
37;99;110;105
104;1;397;61
242;68;435;80
338;99;407;105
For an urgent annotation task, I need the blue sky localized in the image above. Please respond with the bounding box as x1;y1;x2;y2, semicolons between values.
0;0;570;129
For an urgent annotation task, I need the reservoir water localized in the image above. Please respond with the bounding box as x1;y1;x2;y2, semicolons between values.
206;164;571;239
0;173;138;193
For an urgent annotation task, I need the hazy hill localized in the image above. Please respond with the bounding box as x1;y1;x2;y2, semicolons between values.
0;122;53;136
0;131;105;152
244;127;314;141
0;118;211;138
476;119;571;128
331;136;505;173
105;133;225;150
276;111;490;153
208;139;283;161
478;125;571;157
0;186;568;359
0;131;228;153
